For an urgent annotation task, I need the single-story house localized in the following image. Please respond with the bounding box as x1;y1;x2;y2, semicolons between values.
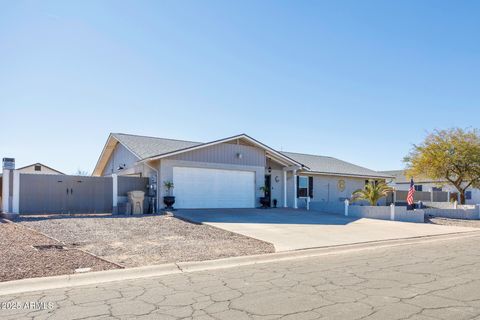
16;163;65;175
92;133;392;210
381;170;480;205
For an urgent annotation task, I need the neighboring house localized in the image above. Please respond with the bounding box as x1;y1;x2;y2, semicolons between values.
16;163;65;175
92;133;392;210
381;170;480;205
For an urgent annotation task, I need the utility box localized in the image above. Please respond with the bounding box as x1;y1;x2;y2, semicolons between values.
128;191;145;214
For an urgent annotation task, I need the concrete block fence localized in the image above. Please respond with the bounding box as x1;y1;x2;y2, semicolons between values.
420;201;480;220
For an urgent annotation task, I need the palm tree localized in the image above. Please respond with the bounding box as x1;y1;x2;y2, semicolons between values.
351;181;393;206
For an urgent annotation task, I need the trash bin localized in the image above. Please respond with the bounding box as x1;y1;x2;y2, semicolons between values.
128;191;145;214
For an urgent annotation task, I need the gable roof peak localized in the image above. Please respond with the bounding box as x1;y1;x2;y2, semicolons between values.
111;132;201;144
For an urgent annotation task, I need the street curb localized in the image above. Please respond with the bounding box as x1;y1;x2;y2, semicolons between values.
0;264;181;296
1;230;479;296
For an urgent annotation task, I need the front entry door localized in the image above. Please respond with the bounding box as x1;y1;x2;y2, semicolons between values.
264;175;271;207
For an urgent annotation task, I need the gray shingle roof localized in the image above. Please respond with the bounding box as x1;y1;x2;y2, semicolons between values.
111;133;390;179
379;170;446;184
282;152;393;179
379;170;409;183
112;133;202;160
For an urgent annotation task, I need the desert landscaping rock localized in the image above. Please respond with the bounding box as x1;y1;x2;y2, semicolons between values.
427;216;480;228
0;222;119;282
18;214;274;267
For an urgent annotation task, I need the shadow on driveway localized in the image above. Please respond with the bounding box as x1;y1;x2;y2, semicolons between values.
174;208;359;225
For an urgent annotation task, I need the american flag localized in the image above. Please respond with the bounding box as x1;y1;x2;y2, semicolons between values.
407;178;415;206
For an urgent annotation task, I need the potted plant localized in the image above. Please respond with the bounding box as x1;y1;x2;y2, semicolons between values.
259;186;270;208
163;181;175;210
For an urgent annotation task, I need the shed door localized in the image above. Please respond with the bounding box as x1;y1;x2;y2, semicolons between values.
172;167;255;209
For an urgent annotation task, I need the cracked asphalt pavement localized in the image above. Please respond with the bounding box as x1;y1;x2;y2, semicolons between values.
2;234;480;319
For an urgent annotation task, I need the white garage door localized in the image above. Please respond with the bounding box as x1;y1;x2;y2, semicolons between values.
173;167;255;209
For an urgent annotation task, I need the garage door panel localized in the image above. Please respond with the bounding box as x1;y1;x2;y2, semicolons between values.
173;167;255;209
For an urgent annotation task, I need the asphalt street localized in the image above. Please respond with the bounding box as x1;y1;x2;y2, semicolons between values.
2;234;480;319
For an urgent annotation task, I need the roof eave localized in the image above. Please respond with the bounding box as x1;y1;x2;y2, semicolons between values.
92;134;142;176
300;170;393;179
92;134;116;176
395;179;448;184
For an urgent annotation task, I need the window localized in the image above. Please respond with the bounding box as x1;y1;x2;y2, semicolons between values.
432;187;442;192
297;176;313;198
298;176;308;197
466;191;472;200
414;185;423;191
34;165;41;171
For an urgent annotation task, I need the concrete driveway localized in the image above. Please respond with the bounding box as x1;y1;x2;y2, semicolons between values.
174;208;479;251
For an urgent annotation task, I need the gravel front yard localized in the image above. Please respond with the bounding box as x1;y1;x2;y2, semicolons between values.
426;215;480;228
0;221;120;282
18;214;275;267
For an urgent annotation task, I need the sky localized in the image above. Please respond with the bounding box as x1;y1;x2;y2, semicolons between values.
0;0;479;174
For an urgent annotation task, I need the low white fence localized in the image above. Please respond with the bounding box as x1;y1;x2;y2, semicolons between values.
348;204;424;223
310;199;480;222
424;206;480;220
420;201;480;220
309;200;425;223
